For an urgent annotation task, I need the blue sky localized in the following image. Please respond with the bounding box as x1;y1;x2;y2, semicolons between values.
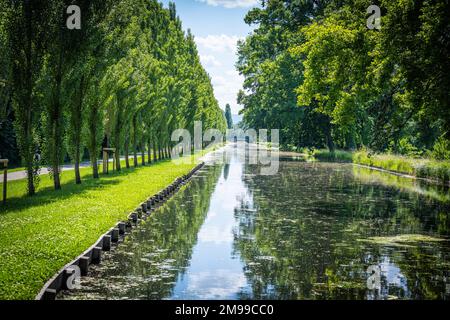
161;0;259;115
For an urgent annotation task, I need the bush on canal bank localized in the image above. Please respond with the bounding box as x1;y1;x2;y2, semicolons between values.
313;150;450;185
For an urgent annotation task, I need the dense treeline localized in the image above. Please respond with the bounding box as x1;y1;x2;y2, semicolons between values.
237;0;449;158
0;0;226;195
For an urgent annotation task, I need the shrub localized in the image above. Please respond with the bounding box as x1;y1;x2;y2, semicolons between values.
337;150;450;184
431;136;450;160
312;149;353;162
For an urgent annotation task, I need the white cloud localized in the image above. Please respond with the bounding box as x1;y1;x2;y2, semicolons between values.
211;71;244;114
196;34;243;54
196;0;258;8
195;34;245;114
200;54;222;67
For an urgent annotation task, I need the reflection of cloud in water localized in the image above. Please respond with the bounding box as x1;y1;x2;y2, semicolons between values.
380;257;408;290
181;270;247;299
170;148;250;299
198;224;234;244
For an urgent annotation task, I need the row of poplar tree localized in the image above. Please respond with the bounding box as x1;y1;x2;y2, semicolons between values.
0;0;227;196
237;0;449;156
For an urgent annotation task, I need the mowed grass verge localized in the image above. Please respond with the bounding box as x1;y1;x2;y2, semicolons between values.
0;157;199;300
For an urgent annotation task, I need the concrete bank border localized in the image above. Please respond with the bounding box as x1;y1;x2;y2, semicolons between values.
35;162;205;300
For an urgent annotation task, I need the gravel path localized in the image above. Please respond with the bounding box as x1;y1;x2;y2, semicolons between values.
1;157;130;182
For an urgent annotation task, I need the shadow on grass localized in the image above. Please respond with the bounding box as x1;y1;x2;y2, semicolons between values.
0;163;159;215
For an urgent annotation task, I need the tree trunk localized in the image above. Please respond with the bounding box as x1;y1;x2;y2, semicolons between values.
141;141;146;166
92;156;99;179
74;148;81;185
115;133;121;172
147;139;152;164
125;137;130;169
133;148;138;167
74;76;84;185
26;163;35;196
114;124;121;172
51;97;62;190
325;123;335;153
88;133;99;179
25;0;35;196
132;115;138;167
89;122;99;179
50;28;65;191
114;94;122;172
141;138;145;166
153;142;158;162
74;160;81;184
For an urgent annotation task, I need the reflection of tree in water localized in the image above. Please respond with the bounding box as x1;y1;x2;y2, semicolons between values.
234;162;450;300
61;164;223;300
223;163;230;180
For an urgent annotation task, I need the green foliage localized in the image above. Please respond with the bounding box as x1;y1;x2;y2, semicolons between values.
312;149;353;162
312;149;450;184
353;150;450;184
431;135;450;161
238;0;449;154
393;138;422;158
1;0;226;191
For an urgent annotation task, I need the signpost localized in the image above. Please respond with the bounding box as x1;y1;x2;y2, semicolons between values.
102;148;116;174
0;159;8;204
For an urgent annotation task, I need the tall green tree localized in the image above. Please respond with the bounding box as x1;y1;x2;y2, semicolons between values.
2;0;226;196
225;104;233;129
238;0;449;154
6;0;51;195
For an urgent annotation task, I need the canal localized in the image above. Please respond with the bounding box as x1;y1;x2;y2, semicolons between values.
60;145;450;300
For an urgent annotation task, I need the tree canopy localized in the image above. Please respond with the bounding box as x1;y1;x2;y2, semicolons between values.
237;0;449;156
0;0;226;195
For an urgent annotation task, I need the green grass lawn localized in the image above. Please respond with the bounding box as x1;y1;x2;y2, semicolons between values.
0;156;201;300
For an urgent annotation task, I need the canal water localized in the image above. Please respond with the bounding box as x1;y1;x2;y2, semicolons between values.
60;145;450;300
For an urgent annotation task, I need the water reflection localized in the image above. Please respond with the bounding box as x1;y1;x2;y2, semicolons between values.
60;163;224;300
60;146;450;300
171;154;250;299
238;160;450;300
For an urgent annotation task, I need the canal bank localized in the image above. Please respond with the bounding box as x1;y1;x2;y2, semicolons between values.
0;156;208;300
37;163;205;300
312;150;450;186
60;144;450;300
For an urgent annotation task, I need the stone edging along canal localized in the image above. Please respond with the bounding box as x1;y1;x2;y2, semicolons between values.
35;162;206;300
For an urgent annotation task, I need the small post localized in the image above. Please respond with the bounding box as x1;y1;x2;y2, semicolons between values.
111;228;119;242
102;148;117;174
1;159;8;204
102;150;108;174
79;256;90;276
117;222;126;235
91;247;102;264
42;289;57;300
102;235;111;251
